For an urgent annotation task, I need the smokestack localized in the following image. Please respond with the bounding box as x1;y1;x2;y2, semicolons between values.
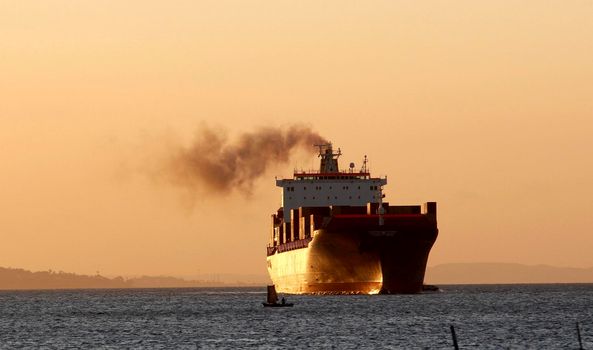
165;124;327;195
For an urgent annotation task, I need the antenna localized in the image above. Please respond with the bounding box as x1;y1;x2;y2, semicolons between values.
360;155;368;173
314;142;332;157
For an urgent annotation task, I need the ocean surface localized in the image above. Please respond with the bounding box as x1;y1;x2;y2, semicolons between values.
0;284;592;349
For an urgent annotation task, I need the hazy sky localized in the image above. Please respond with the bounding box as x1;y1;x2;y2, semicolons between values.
1;1;592;277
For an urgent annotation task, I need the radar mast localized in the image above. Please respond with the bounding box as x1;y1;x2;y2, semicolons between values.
315;142;341;173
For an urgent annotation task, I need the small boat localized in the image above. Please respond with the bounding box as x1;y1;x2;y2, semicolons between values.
262;285;293;307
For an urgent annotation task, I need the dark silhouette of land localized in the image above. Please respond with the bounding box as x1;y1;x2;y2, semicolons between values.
425;263;593;285
0;267;263;290
3;263;593;290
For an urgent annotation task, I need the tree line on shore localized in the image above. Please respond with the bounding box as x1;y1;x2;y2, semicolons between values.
0;267;237;290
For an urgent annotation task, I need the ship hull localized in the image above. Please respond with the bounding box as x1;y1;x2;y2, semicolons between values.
267;214;438;294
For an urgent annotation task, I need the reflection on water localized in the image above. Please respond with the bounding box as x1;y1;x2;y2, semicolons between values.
0;285;592;349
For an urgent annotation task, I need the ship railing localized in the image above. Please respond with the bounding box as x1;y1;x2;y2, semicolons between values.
268;237;312;256
293;169;371;175
292;172;372;180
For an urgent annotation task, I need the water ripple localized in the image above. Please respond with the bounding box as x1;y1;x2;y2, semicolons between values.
0;285;592;349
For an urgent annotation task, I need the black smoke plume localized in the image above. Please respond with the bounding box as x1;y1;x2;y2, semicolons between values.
166;124;327;195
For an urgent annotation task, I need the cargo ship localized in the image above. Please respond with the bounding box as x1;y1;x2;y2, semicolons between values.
266;143;438;294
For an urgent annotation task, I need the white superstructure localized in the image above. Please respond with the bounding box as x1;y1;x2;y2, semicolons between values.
276;143;387;222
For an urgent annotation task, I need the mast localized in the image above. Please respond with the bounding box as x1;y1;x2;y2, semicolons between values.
360;155;368;174
315;142;341;173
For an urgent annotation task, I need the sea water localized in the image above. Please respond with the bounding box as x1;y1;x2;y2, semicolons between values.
0;284;592;349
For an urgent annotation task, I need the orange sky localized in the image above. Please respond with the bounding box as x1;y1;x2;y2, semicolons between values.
1;1;592;277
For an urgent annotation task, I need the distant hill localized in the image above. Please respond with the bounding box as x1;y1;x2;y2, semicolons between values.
0;267;128;290
425;263;593;285
4;263;593;290
0;267;261;290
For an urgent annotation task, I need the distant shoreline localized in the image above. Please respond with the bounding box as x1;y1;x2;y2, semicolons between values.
0;267;265;291
2;263;593;291
426;263;593;285
3;282;593;293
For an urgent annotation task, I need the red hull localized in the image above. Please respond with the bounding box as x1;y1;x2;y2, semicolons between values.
267;203;438;294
